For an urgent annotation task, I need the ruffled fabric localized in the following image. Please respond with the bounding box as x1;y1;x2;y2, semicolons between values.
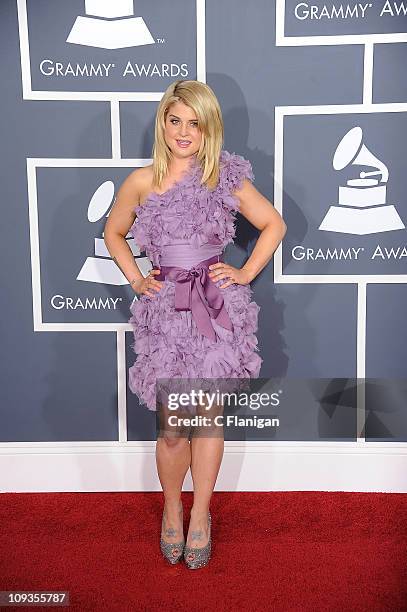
128;150;262;411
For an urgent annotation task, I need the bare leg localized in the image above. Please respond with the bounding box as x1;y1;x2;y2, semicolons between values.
186;400;224;552
156;405;191;545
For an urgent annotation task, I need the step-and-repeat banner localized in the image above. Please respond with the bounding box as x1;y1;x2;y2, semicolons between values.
1;1;406;486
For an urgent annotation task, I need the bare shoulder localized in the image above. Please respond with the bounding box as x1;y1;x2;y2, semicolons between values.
104;165;154;237
129;164;153;184
116;164;153;211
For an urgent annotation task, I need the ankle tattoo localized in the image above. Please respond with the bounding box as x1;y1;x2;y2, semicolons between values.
165;527;178;537
191;530;203;541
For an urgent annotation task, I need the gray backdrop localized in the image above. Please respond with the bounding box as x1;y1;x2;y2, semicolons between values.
1;0;406;443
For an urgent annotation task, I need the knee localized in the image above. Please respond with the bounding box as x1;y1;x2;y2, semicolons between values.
160;436;189;450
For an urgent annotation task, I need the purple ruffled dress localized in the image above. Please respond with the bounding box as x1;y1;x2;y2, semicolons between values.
128;149;263;411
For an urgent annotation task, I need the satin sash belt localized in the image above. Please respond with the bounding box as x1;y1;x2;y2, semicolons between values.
154;253;234;342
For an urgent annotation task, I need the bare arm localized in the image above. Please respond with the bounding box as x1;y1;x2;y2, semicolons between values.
104;169;159;294
236;179;287;282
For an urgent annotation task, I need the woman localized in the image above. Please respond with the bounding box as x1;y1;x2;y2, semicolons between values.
104;79;286;569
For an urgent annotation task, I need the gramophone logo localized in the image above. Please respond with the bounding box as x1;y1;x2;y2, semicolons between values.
66;0;155;49
319;126;405;236
77;180;147;285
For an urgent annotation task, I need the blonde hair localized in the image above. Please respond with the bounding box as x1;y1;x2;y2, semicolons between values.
151;80;224;191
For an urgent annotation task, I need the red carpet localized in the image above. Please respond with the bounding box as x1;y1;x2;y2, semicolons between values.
1;492;406;611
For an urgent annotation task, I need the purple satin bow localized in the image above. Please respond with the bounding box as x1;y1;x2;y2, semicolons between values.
163;262;234;342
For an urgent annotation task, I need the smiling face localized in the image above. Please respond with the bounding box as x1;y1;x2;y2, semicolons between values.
163;100;202;160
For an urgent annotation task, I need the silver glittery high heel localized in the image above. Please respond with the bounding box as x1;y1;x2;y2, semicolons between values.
184;511;212;569
160;503;184;565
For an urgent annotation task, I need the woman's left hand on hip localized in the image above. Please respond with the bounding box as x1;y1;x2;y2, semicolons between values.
208;263;253;288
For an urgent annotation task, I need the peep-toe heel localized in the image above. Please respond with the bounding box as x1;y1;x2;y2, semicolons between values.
160;503;184;565
184;511;212;569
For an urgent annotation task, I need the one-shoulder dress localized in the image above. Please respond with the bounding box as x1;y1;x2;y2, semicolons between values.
128;149;263;411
